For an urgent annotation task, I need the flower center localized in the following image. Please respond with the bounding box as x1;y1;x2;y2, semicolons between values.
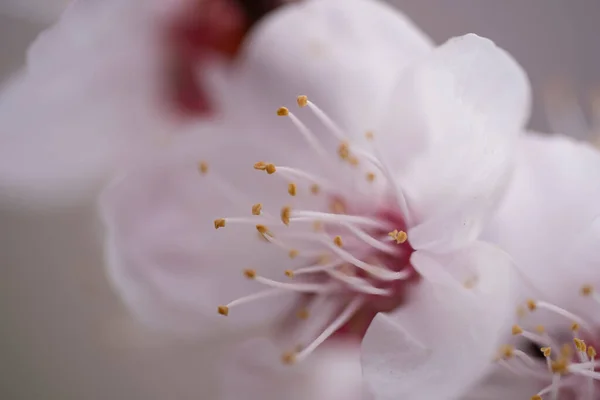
497;287;600;400
207;96;419;364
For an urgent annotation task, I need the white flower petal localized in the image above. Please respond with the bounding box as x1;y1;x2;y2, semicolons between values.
233;0;433;137
0;0;178;206
220;338;365;400
391;33;530;224
486;132;600;320
362;241;514;400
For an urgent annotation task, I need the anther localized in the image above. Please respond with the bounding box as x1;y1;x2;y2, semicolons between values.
526;299;537;311
296;308;309;320
330;199;346;214
288;183;297;196
198;161;209;175
252;203;263;215
551;358;569;375
277;107;290;116
254;161;267;170
297;95;308;108
365;131;374;140
535;325;545;334
281;207;291;226
217;305;229;316
388;229;408;244
541;347;552;357
284;269;294;278
266;163;277;174
512;325;524;335
288;249;299;259
243;269;257;279
588;346;597;358
349;156;360;166
214;219;226;229
310;184;320;195
574;338;587;352
499;344;514;359
281;351;297;365
333;236;343;247
366;172;376;182
531;396;542;400
581;284;594;296
572;322;580;332
338;142;350;160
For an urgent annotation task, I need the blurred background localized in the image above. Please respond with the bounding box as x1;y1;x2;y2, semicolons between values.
0;1;598;399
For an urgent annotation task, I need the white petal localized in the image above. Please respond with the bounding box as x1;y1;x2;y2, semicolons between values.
0;0;181;207
101;129;333;334
362;241;515;400
220;338;365;400
486;132;600;322
231;0;433;137
391;33;530;227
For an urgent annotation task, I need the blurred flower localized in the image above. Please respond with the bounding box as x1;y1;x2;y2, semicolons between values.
100;0;530;398
472;133;600;399
0;0;283;206
0;0;70;23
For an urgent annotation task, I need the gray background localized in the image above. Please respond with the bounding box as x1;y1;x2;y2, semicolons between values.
0;1;598;399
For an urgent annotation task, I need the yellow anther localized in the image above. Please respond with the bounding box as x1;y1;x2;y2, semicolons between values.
526;299;537;311
333;235;343;247
284;269;295;278
511;325;523;335
365;131;374;140
217;305;229;316
338;142;350;160
288;249;299;259
349;156;360;166
531;396;542;400
266;163;277;174
243;269;257;279
277;107;290;116
588;346;597;358
571;322;580;332
310;184;320;195
535;325;545;334
366;172;376;182
256;224;269;234
254;161;267;171
252;203;263;215
574;338;587;352
550;358;569;375
214;218;226;229
198;161;209;175
281;351;297;365
281;206;291;226
388;229;408;244
541;347;552;358
297;95;308;108
288;183;297;196
296;308;309;320
581;284;594;296
499;344;514;359
330;199;346;214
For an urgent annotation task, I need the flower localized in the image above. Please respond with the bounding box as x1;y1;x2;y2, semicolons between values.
0;0;275;207
100;0;530;398
473;133;600;399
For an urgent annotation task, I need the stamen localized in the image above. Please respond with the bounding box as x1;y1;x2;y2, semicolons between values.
218;288;284;314
305;99;346;141
297;95;308;108
310;184;320;195
344;224;399;254
214;218;226;229
277;107;289;116
281;207;291;226
366;172;376;182
388;229;408;244
198;161;209;175
288;249;299;259
292;260;345;276
281;108;329;160
365;131;374;140
290;210;389;229
326;270;392;296
292;297;364;363
250;273;338;293
272;166;330;189
288;183;297;196
252;203;262;215
333;236;343;247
